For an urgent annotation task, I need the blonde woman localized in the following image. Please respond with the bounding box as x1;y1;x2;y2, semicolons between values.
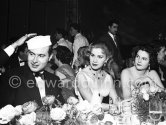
75;42;119;111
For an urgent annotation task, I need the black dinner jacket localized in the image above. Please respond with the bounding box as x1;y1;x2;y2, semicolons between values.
4;52;27;71
0;64;64;108
99;32;123;67
0;49;10;66
0;49;23;70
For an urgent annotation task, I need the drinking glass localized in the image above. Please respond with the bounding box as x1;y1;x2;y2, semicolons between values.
121;98;132;116
162;100;166;119
149;97;162;125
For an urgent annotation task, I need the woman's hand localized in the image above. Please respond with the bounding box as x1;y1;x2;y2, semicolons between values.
134;76;154;87
134;76;164;93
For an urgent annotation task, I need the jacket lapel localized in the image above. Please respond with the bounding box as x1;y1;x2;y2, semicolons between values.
44;71;55;96
22;66;43;106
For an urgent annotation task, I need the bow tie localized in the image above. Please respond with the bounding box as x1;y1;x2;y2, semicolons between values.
19;60;26;63
33;72;44;79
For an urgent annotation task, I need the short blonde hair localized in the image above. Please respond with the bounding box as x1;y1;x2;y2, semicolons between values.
89;42;111;58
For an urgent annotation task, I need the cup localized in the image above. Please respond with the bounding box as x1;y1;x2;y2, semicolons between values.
109;104;121;116
121;98;132;116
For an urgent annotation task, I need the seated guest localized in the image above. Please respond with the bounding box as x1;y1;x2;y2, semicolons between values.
0;35;64;108
75;42;119;111
121;45;164;100
0;34;36;75
153;42;166;87
0;34;36;66
73;46;90;73
52;46;75;80
6;43;28;70
51;46;76;101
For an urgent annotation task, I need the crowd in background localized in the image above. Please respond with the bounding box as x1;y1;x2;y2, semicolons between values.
0;19;166;112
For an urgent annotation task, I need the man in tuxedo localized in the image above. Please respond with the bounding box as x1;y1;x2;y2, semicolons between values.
99;19;124;80
5;43;28;70
0;35;64;108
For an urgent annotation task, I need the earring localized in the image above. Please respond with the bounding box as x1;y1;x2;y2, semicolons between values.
104;61;107;67
148;64;150;71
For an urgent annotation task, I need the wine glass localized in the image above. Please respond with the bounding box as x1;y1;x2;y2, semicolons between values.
149;96;162;125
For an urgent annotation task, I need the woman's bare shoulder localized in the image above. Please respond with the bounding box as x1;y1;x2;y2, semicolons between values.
148;70;159;77
76;66;91;80
77;67;89;76
55;70;66;79
121;67;133;75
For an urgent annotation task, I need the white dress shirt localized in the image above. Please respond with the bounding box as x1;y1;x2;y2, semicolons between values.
35;77;46;100
108;32;117;47
18;57;25;66
4;45;15;57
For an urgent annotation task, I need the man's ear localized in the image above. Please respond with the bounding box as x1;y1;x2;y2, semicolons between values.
108;26;111;30
49;54;53;61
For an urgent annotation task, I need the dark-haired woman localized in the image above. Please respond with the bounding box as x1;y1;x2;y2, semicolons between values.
52;46;76;102
121;45;164;100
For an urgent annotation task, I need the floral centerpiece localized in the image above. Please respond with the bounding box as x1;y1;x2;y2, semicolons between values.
63;97;115;125
131;81;166;124
0;95;117;125
0;95;66;125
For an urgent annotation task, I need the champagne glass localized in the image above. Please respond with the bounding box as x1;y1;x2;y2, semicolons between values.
149;96;162;125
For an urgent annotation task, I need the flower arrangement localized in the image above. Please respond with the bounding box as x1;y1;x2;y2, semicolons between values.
131;81;166;124
0;95;116;125
63;97;115;125
0;95;66;125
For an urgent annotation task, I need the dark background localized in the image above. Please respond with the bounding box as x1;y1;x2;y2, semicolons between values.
0;0;166;58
